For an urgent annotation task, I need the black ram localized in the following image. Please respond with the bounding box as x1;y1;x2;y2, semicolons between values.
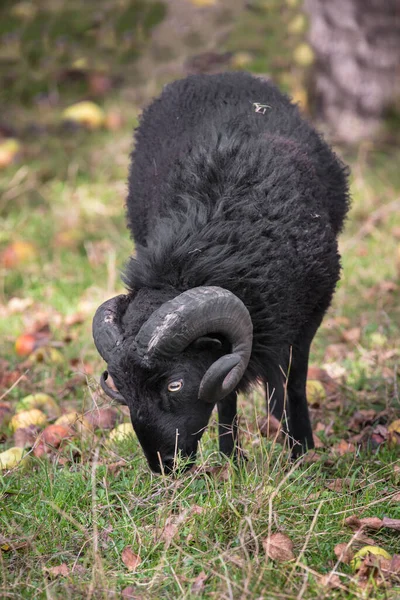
93;71;350;473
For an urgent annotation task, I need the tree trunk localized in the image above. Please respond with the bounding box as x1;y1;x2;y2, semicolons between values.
304;0;400;143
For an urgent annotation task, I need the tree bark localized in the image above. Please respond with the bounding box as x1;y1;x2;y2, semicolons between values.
304;0;400;143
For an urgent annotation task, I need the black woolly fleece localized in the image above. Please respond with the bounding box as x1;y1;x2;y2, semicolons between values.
123;71;350;390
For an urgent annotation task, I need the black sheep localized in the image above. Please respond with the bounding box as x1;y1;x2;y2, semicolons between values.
93;71;350;473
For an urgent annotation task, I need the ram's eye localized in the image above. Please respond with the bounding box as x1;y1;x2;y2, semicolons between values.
167;379;183;393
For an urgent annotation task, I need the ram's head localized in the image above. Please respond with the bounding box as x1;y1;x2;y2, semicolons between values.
92;287;252;473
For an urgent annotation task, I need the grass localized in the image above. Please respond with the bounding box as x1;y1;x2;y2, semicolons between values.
1;1;400;598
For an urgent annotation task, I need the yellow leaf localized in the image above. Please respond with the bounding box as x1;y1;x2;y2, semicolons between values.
62;102;105;130
108;423;135;444
187;0;216;5
16;394;61;418
0;447;30;471
306;380;326;405
288;14;307;35
10;409;47;432
0;139;20;169
293;43;314;67
351;546;392;571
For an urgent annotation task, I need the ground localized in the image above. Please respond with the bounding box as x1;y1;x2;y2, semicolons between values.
0;1;399;599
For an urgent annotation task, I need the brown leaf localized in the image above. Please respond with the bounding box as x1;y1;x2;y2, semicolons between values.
313;433;325;449
0;402;12;427
331;440;356;456
341;327;361;344
14;425;40;448
326;478;351;493
334;543;354;564
191;571;208;594
319;573;342;589
33;425;73;457
324;343;348;361
258;414;282;438
262;532;295;562
381;517;400;531
387;554;400;575
64;312;85;327
44;563;69;578
371;424;389;447
161;510;189;547
121;586;143;599
191;505;204;515
85;407;119;430
348;410;377;432
106;460;126;476
121;546;141;571
391;492;400;503
307;366;338;395
202;464;230;481
345;515;383;531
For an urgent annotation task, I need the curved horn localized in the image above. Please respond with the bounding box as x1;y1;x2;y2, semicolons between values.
92;294;129;363
100;371;127;404
134;286;253;401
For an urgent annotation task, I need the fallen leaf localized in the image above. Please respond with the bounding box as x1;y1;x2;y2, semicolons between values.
62;101;105;130
0;138;20;168
381;517;400;531
39;424;73;446
0;402;12;428
334;542;354;564
313;433;325;449
322;362;347;380
319;573;342;589
351;545;391;571
121;587;143;599
258;414;282;438
108;422;135;444
262;532;295;562
55;412;93;437
44;563;69;578
159;509;190;547
391;492;400;502
307;366;338;395
121;546;141;571
85;407;119;430
7;297;34;314
306;379;326;406
331;440;356;456
324;343;348;362
202;464;230;481
326;478;351;492
191;505;204;515
341;327;361;344
10;409;47;432
15;333;38;356
191;571;208;594
88;73;113;96
0;447;30;471
348;410;377;432
370;424;389;447
388;419;400;447
104;110;123;131
345;515;383;531
16;393;61;419
14;425;40;448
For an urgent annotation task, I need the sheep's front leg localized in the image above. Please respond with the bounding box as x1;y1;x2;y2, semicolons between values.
217;392;240;459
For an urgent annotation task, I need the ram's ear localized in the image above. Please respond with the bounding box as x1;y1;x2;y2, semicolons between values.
192;336;223;351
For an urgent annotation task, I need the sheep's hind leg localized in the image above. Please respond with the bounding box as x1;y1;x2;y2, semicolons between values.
217;392;244;461
287;310;328;457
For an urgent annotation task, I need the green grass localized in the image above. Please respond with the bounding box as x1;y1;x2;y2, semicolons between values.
1;1;400;598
